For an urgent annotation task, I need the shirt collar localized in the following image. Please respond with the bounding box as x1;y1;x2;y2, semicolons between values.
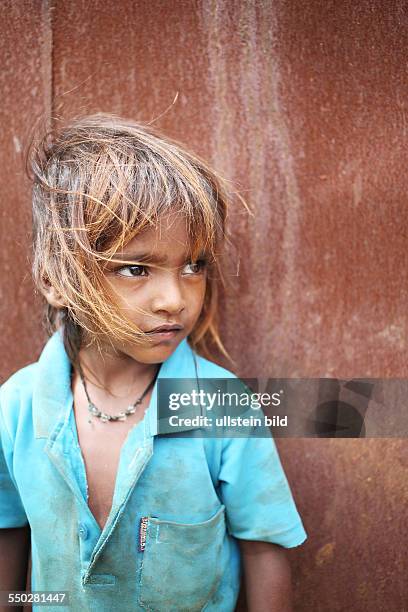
33;328;199;439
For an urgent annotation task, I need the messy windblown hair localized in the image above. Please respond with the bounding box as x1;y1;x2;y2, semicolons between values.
27;112;239;368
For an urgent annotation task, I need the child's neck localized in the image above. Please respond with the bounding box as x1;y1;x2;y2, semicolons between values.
75;342;160;399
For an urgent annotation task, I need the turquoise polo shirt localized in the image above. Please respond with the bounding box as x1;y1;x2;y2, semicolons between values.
0;328;306;611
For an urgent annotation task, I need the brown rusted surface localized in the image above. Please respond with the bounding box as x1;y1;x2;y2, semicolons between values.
0;1;51;382
1;1;407;610
283;438;408;611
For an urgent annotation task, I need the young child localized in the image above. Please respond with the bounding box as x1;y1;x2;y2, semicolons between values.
0;113;306;611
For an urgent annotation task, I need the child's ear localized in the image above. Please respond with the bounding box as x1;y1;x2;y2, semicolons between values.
40;280;67;308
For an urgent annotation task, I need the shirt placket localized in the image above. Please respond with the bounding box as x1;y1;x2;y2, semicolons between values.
44;401;154;587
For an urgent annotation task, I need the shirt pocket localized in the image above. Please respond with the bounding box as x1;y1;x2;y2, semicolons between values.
138;504;226;611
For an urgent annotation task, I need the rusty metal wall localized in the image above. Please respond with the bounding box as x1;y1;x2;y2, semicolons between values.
0;0;51;376
1;1;407;610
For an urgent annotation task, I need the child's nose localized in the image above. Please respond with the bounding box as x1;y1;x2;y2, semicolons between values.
150;275;186;314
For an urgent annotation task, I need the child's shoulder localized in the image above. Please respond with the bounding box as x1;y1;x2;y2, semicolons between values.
0;362;39;432
1;361;39;397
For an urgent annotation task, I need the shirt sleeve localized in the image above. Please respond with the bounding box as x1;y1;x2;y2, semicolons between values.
218;411;307;548
0;396;28;528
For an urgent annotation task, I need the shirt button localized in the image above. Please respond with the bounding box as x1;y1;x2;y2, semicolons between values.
78;523;89;540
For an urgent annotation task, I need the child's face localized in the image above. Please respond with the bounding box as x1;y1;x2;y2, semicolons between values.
101;212;207;364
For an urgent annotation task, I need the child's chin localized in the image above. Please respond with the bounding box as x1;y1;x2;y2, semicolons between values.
134;339;182;362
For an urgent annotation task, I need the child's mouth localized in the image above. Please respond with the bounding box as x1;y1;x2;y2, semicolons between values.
145;328;183;342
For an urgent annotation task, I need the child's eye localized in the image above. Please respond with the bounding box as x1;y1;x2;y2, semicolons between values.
113;259;207;278
115;265;148;278
182;259;207;275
